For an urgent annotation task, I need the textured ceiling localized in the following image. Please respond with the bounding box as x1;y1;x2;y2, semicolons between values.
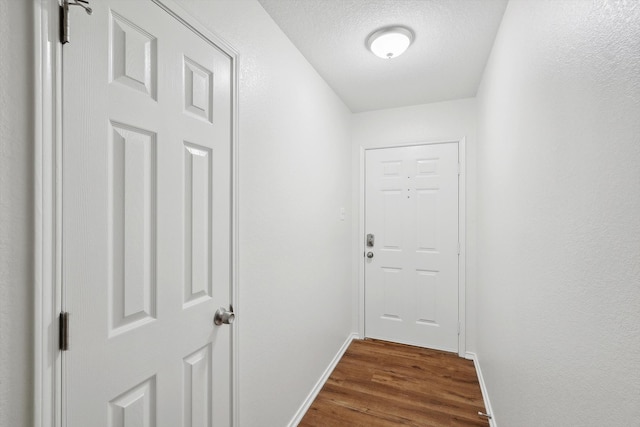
258;0;508;112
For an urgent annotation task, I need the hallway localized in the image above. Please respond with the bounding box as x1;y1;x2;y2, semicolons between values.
2;1;639;426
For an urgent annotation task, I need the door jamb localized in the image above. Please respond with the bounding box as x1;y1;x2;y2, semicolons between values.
34;1;62;425
34;1;241;425
358;138;467;357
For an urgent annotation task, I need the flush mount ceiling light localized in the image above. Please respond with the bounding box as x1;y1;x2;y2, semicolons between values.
366;26;414;59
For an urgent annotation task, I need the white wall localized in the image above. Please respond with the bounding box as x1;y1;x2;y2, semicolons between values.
476;1;640;425
0;2;34;427
351;98;478;352
174;1;353;426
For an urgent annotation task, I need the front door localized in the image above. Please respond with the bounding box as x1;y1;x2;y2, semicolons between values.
62;1;235;425
365;143;459;352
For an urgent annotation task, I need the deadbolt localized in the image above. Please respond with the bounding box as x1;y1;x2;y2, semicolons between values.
366;233;375;247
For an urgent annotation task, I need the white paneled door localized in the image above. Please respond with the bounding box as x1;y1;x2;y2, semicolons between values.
62;1;234;426
365;143;459;352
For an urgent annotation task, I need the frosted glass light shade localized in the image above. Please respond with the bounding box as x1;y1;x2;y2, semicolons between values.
367;27;414;59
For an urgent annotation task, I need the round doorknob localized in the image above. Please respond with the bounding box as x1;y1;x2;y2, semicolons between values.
367;252;374;259
214;307;235;325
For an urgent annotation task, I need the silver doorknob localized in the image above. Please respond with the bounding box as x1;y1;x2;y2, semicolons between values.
367;252;374;259
214;307;235;325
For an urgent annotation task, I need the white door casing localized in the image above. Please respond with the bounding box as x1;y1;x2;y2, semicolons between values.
364;143;460;353
59;1;237;426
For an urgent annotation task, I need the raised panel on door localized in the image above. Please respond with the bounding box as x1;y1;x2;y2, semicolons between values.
109;10;157;100
108;122;158;336
183;344;213;427
183;142;213;308
108;376;157;427
62;2;234;426
365;143;459;352
381;190;404;250
414;269;438;325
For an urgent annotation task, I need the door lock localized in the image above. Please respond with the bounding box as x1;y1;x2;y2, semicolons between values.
366;233;375;247
214;307;235;325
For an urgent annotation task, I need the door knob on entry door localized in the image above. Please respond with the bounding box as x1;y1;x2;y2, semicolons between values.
214;307;235;325
367;252;374;259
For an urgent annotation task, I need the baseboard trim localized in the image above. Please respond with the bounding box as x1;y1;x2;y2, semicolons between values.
466;352;497;427
288;332;359;427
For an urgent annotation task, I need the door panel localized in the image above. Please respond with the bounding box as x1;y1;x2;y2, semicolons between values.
63;2;233;425
365;143;459;352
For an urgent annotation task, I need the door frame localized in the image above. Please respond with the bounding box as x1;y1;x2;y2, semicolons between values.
358;138;467;357
33;1;240;425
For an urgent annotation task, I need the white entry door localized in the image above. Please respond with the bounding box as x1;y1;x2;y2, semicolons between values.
62;1;235;425
365;143;459;352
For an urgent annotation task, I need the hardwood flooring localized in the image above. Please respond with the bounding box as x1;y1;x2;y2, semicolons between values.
299;339;490;427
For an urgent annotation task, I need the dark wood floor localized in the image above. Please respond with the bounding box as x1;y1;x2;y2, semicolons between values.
299;339;489;427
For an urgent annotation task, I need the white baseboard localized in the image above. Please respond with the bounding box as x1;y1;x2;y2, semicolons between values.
288;332;359;427
466;352;497;427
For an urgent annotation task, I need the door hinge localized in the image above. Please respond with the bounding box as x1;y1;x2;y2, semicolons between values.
457;321;461;335
60;0;93;44
457;242;461;255
59;312;70;351
457;162;461;176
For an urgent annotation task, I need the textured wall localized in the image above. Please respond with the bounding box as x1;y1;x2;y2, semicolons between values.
476;0;640;425
351;98;478;353
174;1;354;426
0;1;34;427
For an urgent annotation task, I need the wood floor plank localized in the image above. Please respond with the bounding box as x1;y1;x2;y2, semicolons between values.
299;339;490;426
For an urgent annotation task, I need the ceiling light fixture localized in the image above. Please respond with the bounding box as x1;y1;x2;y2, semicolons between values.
366;26;414;59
